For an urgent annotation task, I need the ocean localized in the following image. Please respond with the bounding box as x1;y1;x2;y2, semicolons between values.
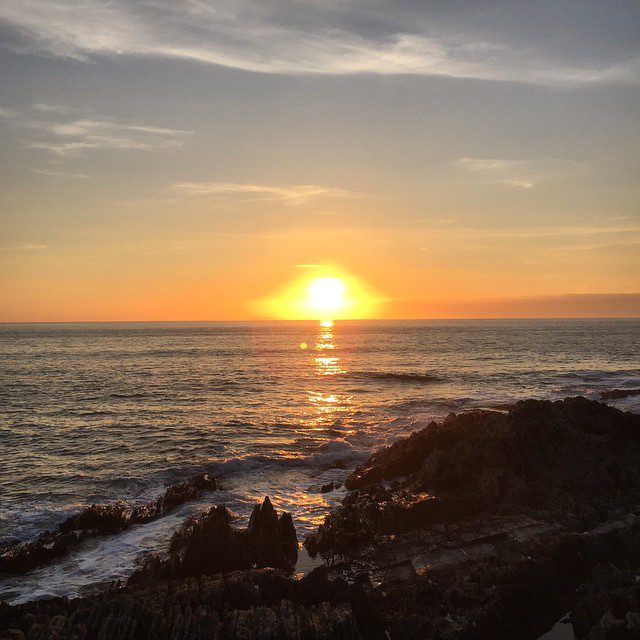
1;319;639;604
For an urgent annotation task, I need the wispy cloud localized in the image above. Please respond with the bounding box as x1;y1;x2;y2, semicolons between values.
3;105;192;158
31;103;70;114
457;157;586;189
171;181;354;205
464;225;640;239
32;168;93;179
0;1;636;85
0;243;48;251
27;117;191;156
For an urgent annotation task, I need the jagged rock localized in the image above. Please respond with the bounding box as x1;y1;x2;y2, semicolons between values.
0;474;218;575
58;503;129;534
130;497;297;585
417;448;445;484
246;497;298;570
182;505;253;577
223;600;360;639
0;569;361;640
344;398;640;535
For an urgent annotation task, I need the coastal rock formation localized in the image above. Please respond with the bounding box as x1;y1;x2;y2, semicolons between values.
0;474;218;575
2;398;640;640
130;496;298;584
0;569;361;640
301;398;640;638
601;388;640;400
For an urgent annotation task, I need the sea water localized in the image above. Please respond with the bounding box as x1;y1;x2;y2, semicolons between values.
1;319;638;602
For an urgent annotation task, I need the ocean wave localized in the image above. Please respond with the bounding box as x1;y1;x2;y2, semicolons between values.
389;397;472;412
213;441;367;477
338;371;442;384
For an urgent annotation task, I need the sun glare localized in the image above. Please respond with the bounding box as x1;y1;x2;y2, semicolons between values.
257;267;382;321
307;278;345;316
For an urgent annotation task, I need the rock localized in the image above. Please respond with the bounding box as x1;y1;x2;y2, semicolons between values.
224;600;361;639
320;482;340;493
587;613;626;640
246;496;298;571
182;505;253;577
58;503;129;534
417;448;445;485
0;474;219;575
130;497;297;585
346;398;640;531
0;569;362;640
600;389;640;400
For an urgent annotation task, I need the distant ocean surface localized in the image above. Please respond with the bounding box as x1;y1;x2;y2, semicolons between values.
1;319;639;603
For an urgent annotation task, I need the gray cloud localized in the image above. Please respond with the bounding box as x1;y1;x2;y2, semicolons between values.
0;1;637;85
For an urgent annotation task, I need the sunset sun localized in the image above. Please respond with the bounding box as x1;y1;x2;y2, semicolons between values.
257;267;382;320
307;277;346;318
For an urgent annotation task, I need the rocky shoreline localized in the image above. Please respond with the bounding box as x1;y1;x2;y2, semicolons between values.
2;397;640;639
0;474;218;575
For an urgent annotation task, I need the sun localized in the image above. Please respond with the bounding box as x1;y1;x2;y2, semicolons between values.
256;266;383;320
307;277;346;316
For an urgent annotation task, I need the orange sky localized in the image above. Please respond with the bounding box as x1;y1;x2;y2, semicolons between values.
0;3;638;321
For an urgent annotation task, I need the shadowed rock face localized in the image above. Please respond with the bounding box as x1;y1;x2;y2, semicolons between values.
129;497;298;585
247;496;299;570
0;474;218;575
299;398;640;639
313;397;640;557
0;569;363;640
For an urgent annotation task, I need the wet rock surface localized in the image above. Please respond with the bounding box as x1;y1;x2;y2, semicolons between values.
601;389;640;400
0;474;218;575
3;398;640;639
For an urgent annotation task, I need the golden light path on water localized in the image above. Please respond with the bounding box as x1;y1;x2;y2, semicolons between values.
304;320;356;432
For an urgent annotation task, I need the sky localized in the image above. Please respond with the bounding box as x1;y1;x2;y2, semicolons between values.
0;0;639;321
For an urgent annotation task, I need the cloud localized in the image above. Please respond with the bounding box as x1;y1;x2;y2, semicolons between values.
0;1;637;85
0;243;48;251
171;181;354;205
32;168;93;178
464;225;640;239
457;157;586;189
32;103;70;114
26;117;191;156
4;106;192;157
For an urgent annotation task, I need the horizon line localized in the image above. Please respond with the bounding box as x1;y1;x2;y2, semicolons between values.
1;316;639;325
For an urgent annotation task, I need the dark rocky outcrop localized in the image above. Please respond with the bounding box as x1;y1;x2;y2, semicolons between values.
334;398;640;546
303;398;640;638
601;388;640;400
0;569;362;640
129;497;298;585
0;474;218;575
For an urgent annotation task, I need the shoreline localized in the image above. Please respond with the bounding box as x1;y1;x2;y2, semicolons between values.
2;396;640;639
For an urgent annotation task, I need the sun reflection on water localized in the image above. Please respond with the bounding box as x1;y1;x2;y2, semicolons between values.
304;320;355;429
